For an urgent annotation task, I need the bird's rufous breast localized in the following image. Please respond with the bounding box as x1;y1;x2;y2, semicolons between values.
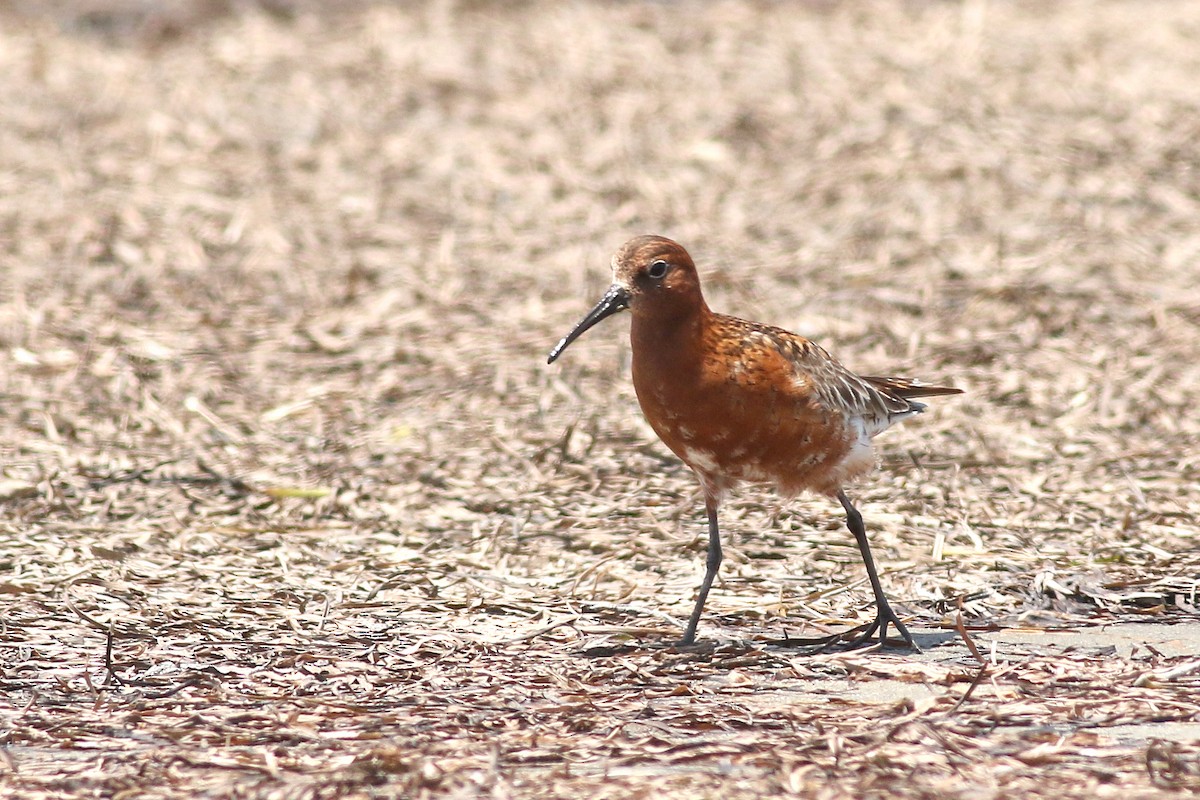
630;306;860;499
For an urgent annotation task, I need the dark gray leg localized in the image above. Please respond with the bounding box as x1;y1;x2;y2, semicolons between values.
680;498;721;645
838;490;918;650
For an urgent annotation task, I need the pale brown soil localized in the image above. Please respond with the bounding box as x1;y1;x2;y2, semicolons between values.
1;1;1198;798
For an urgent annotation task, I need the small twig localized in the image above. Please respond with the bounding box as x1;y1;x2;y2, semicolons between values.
86;457;181;488
103;623;125;687
64;599;110;633
364;573;406;602
1134;659;1200;686
15;691;37;720
950;661;990;713
575;600;687;628
950;600;988;712
137;673;208;699
316;593;333;634
955;603;985;666
1156;660;1200;681
499;615;581;644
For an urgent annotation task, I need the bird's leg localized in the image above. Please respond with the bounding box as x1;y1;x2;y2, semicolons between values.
837;490;919;650
679;497;722;646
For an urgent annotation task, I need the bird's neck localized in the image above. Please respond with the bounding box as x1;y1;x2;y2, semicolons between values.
629;300;710;376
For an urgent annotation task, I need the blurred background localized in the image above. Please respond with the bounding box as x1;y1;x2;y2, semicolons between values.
0;1;1197;796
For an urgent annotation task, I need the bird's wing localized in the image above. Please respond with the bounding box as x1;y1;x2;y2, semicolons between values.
717;317;912;420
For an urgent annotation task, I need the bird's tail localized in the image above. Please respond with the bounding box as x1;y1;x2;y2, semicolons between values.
862;376;964;400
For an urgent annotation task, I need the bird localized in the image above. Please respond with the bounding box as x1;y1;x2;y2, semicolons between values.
547;235;962;649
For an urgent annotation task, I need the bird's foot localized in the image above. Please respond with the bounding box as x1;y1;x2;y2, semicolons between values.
843;602;920;651
672;634;717;651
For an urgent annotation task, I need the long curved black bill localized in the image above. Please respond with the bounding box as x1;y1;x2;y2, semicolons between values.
547;284;631;364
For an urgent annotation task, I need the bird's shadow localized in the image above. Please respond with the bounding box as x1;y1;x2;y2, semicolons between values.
577;628;958;659
762;628;958;654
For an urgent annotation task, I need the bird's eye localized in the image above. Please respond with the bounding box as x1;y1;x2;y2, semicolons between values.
647;260;669;279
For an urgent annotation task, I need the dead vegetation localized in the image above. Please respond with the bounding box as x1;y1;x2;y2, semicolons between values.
0;1;1198;797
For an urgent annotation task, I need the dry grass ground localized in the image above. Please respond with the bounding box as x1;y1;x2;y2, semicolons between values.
1;1;1198;797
